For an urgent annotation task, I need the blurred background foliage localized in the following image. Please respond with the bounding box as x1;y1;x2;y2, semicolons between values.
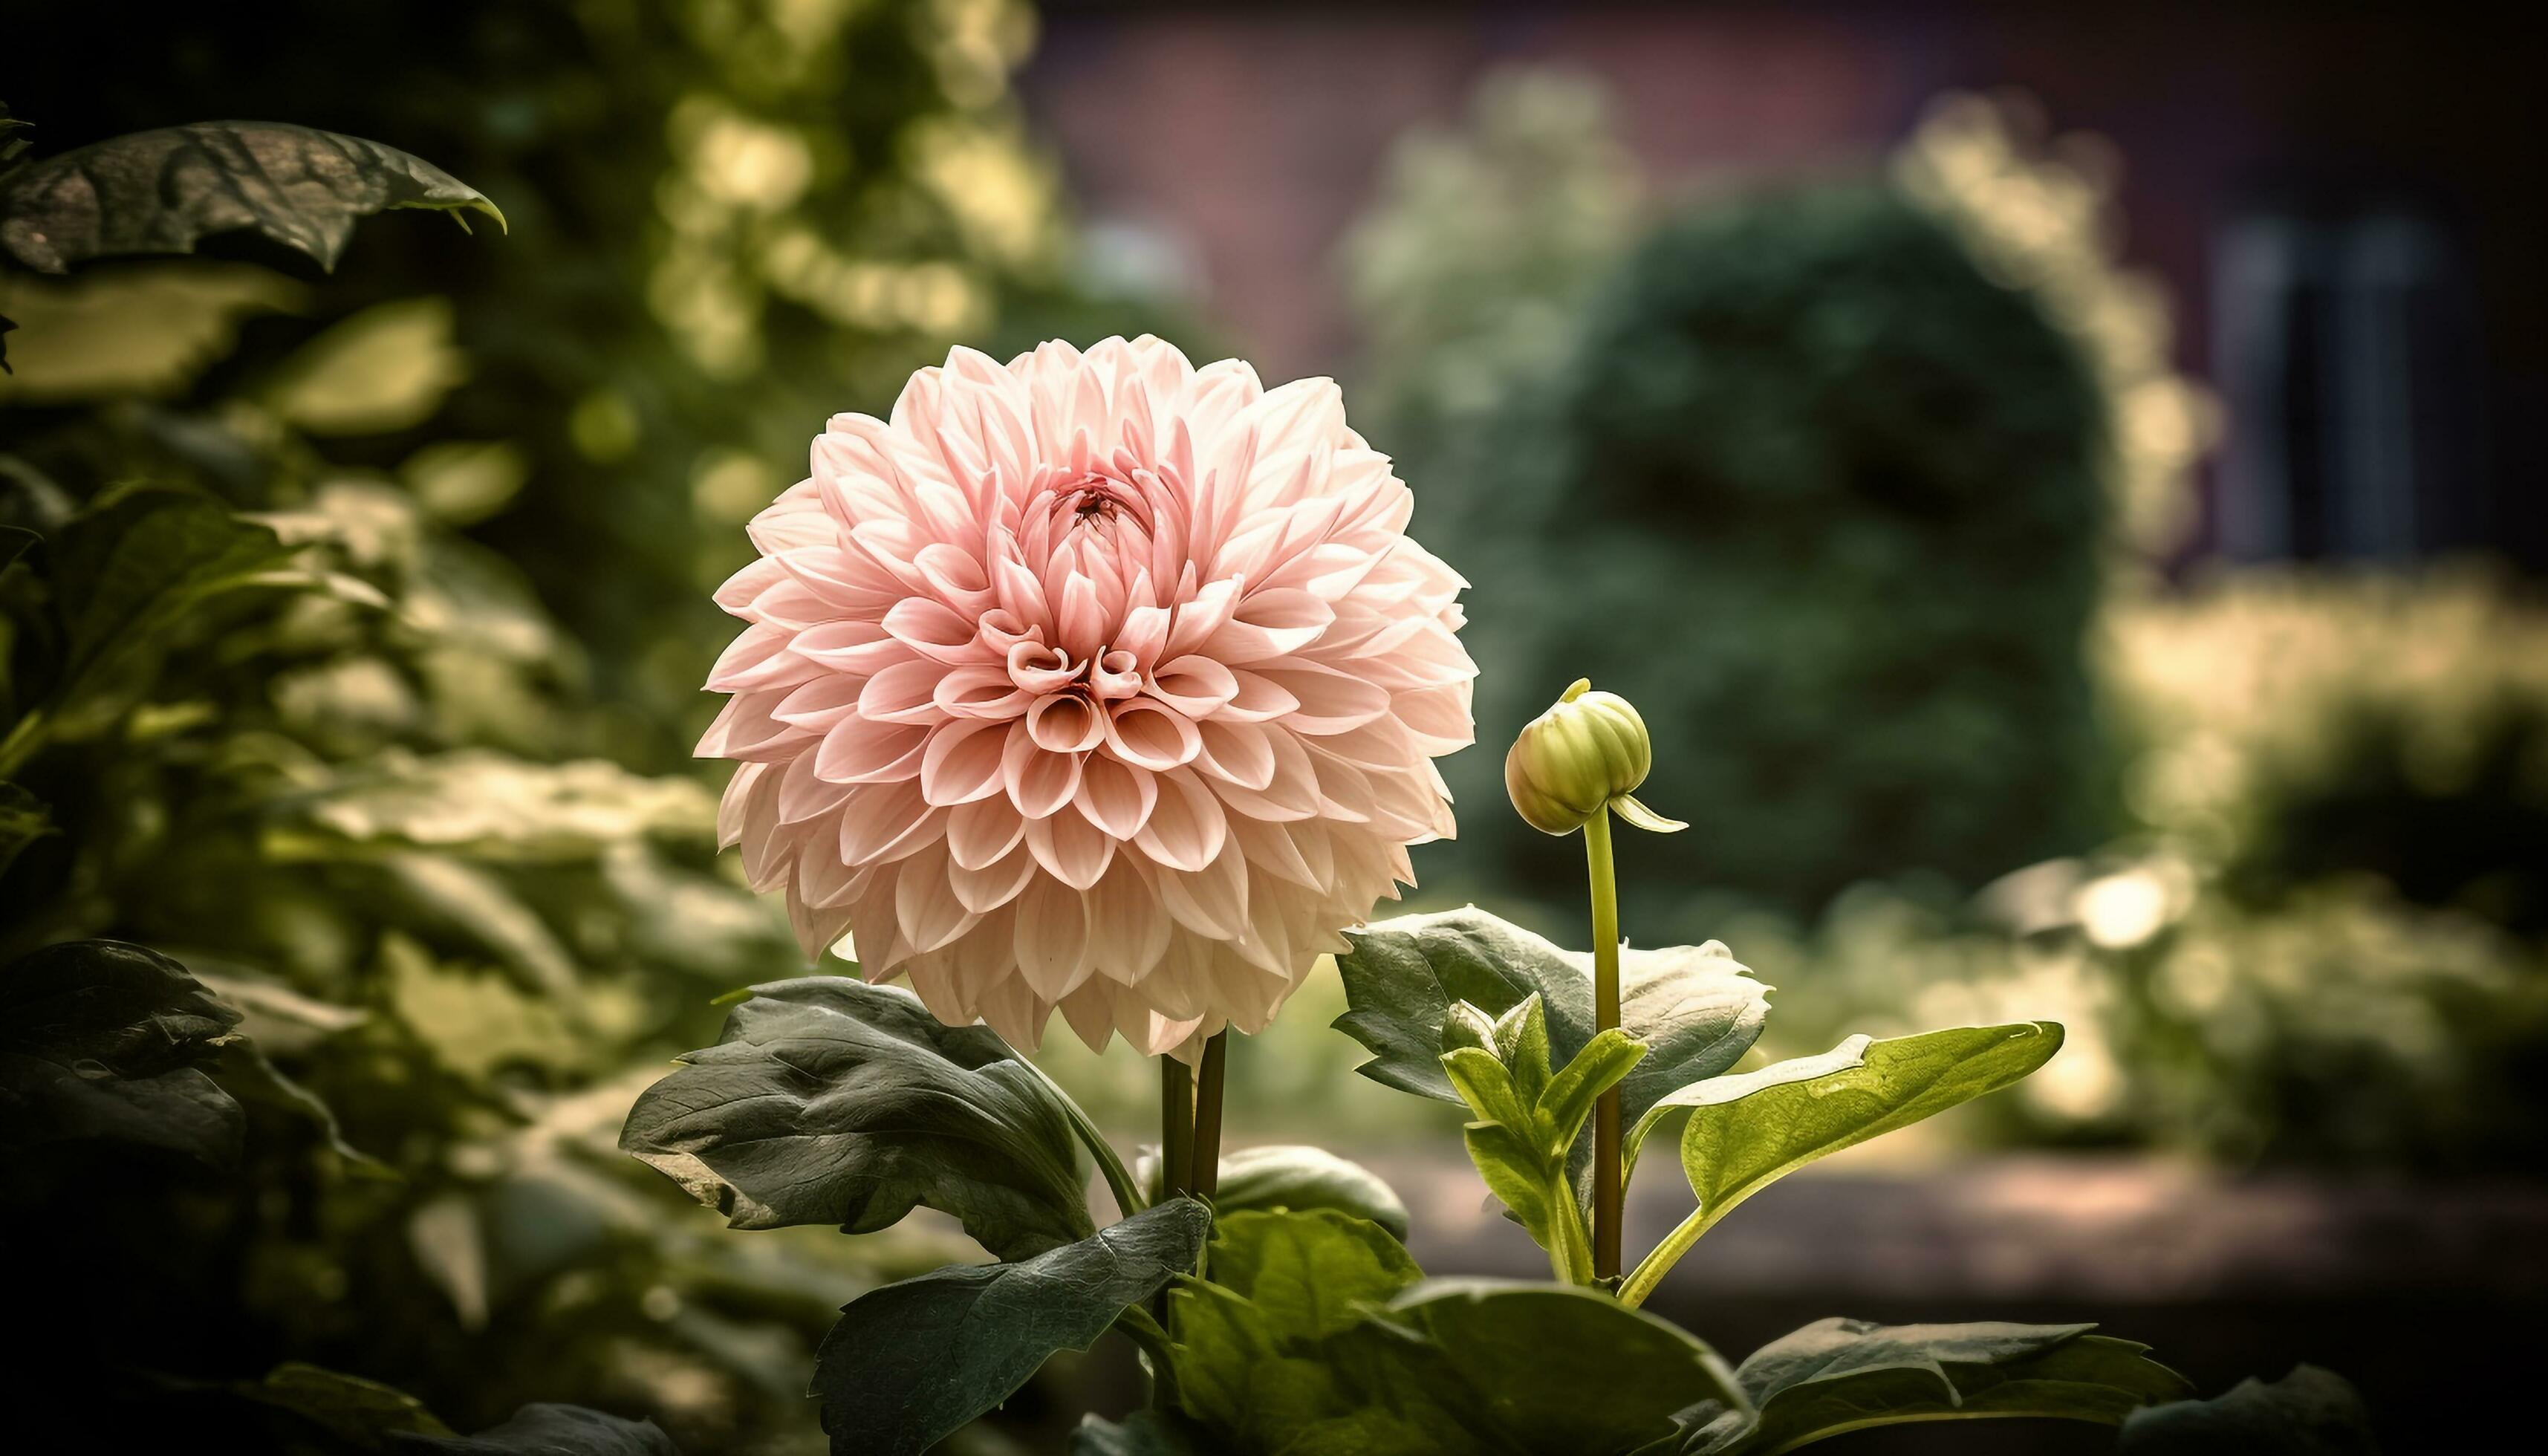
2;7;2544;1451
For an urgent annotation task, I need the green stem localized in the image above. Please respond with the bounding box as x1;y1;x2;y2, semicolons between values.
1550;1175;1599;1284
1619;1203;1718;1308
1114;1304;1183;1410
1190;1032;1228;1200
1160;1054;1195;1202
1010;1047;1145;1220
1585;805;1623;1283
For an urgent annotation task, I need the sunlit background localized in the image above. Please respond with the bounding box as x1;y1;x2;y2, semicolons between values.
4;2;2540;1451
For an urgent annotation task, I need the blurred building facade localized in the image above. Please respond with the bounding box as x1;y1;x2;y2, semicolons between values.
1023;1;2544;569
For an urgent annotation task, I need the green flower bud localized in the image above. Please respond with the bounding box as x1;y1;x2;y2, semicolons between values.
1504;679;1686;836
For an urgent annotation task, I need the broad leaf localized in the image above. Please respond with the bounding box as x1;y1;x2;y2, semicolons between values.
1210;1145;1411;1240
1686;1317;2191;1454
237;1362;452;1442
1333;909;1767;1140
390;1403;681;1455
1070;1411;1208;1456
0;121;502;274
1624;1035;1873;1183
1161;1209;1428;1450
1677;1023;2061;1240
2117;1365;2379;1455
0;939;244;1175
1354;1280;1745;1455
811;1198;1212;1456
620;976;1091;1260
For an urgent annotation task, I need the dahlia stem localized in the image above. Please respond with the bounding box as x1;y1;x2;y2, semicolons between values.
1159;1055;1195;1201
1585;805;1624;1284
1190;1033;1229;1200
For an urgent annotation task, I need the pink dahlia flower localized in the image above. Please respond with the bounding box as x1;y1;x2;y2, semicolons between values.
701;337;1475;1059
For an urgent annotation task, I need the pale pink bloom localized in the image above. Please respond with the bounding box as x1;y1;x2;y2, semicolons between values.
701;337;1475;1059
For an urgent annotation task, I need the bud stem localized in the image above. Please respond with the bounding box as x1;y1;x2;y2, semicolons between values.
1160;1055;1195;1201
1192;1033;1229;1200
1585;805;1623;1283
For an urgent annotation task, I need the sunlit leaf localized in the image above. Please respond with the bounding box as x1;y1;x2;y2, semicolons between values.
0;121;502;274
2117;1365;2379;1455
1674;1023;2062;1236
265;297;469;435
235;1361;454;1443
810;1199;1210;1456
1687;1317;2192;1455
0;262;307;404
1623;1034;1873;1183
620;976;1093;1260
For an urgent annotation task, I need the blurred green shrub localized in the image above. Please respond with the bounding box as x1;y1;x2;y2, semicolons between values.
1434;181;2108;923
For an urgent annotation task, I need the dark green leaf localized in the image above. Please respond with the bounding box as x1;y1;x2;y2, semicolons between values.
1353;1279;1745;1455
215;1039;394;1176
620;975;1091;1260
1333;909;1766;1139
390;1403;680;1455
810;1198;1212;1456
0;939;244;1172
1690;1317;2193;1455
1676;1023;2061;1239
2118;1365;2379;1455
1209;1145;1410;1240
1163;1212;1443;1454
0;121;503;275
236;1361;454;1443
0;780;52;880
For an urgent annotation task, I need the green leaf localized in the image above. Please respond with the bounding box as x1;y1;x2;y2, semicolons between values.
1333;908;1767;1141
0;939;244;1177
1623;1035;1873;1183
235;1361;454;1443
620;975;1093;1260
1691;1318;2194;1455
389;1403;680;1455
1201;1209;1424;1343
1436;999;1642;1281
0;779;52;880
810;1198;1212;1456
1355;1280;1745;1455
0;121;503;275
1677;1023;2061;1235
1623;1024;2062;1304
1158;1209;1427;1452
2117;1365;2379;1455
1208;1145;1411;1241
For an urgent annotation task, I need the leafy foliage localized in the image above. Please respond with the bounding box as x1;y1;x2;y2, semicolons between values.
812;1199;1212;1456
391;1403;681;1456
1178;1143;1411;1240
0;121;501;275
0;938;244;1177
2117;1365;2381;1455
622;975;1093;1259
1686;1318;2193;1455
1438;992;1642;1278
1334;908;1766;1131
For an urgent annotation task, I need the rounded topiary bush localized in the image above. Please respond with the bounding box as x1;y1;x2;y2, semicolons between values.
1430;180;2109;922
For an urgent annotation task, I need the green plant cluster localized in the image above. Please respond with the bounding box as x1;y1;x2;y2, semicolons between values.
0;57;1058;1451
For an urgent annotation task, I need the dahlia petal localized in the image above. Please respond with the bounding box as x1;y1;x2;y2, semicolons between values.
951;840;1037;913
883;597;994;665
1026;693;1107;754
919;718;1011;805
1001;723;1082;819
933;663;1031;721
1073;753;1158;840
1012;874;1094;999
774;675;868;732
814;719;927;784
1134;767;1227;872
1147;654;1239;718
1025;808;1117;891
1086;862;1171;984
947;796;1027;870
1192;718;1277;790
894;845;981;952
1102;698;1202;772
1247;662;1391;734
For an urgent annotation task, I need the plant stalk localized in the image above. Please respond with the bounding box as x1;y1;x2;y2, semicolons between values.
1585;805;1623;1283
1159;1054;1195;1201
1190;1032;1228;1200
